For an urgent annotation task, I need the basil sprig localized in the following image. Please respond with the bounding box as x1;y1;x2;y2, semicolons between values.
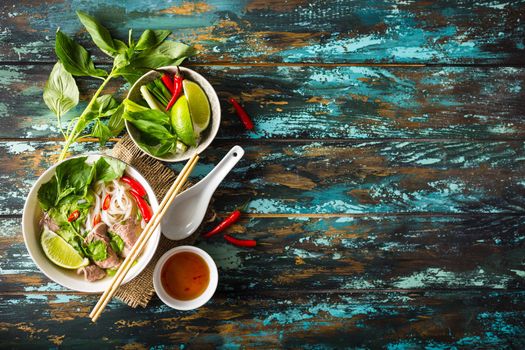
44;11;196;162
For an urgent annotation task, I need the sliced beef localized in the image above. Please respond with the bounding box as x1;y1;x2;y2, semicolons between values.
39;212;60;232
111;219;140;258
77;264;106;282
85;223;121;269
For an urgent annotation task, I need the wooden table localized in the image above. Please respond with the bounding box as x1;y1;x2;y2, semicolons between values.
1;1;525;348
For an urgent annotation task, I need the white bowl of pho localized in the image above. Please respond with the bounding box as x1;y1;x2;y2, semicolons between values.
22;154;161;293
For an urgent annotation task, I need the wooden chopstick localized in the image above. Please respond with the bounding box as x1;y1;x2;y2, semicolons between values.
89;154;199;322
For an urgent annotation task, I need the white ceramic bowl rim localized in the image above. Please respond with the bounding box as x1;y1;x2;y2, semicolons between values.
153;246;218;310
21;153;161;293
125;66;221;162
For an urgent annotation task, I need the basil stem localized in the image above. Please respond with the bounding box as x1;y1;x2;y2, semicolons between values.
58;72;115;162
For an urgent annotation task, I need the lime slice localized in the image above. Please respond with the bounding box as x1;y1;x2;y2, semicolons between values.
41;229;89;269
170;96;196;146
183;80;211;134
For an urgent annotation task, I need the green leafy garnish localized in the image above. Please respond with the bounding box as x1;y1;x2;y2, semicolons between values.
86;240;108;262
44;11;196;162
43;61;79;137
108;232;125;255
94;157;126;183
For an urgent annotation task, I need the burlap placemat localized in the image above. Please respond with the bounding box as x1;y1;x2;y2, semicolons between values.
111;135;216;307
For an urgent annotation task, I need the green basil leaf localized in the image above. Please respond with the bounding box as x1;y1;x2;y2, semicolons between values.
87;240;108;262
76;11;116;56
92;119;112;146
43;61;79;118
55;30;107;78
108;232;125;255
115;41;196;84
113;39;129;54
108;103;125;136
94;157;126;183
135;29;171;51
136;137;177;157
123;108;170;127
55;157;95;198
125;118;175;141
38;177;58;211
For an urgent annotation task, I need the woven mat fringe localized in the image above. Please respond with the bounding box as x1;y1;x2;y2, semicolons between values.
111;135;215;308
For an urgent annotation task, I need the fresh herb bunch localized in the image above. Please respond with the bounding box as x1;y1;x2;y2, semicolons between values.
43;11;196;162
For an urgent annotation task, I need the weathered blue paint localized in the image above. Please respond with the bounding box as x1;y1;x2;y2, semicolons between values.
1;1;524;63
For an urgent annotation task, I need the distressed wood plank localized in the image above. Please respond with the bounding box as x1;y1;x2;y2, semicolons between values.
0;140;524;215
1;0;524;64
1;291;525;348
1;64;525;140
2;215;525;293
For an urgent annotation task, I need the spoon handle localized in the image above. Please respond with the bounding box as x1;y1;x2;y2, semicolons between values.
202;145;244;194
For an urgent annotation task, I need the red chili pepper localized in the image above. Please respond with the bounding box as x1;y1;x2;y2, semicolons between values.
129;189;152;223
93;213;101;226
229;98;254;130
161;74;174;94
203;210;241;238
67;210;80;222
223;234;256;247
102;194;111;211
121;176;147;197
166;75;183;111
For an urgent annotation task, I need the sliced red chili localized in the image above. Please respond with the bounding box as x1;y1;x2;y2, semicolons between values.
229;98;254;130
93;213;101;226
161;74;174;94
203;210;241;238
121;176;147;197
130;189;152;223
67;210;80;222
166;75;183;111
102;194;111;211
223;234;256;247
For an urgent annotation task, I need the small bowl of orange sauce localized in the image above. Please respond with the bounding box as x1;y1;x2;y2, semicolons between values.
153;246;218;310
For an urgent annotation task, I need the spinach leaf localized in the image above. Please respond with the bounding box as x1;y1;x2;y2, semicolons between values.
135;30;171;51
37;177;58;211
43;61;79;118
94;157;126;183
108;232;124;255
76;11;116;56
86;240;108;262
55;30;107;78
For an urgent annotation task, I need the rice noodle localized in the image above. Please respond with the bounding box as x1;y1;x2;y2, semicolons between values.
85;179;136;231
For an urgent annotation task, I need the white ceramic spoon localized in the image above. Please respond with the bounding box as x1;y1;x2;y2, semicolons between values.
161;145;245;240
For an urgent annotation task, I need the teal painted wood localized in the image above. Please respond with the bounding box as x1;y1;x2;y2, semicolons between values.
1;291;524;348
1;64;525;140
2;216;525;293
0;0;524;64
1;141;524;215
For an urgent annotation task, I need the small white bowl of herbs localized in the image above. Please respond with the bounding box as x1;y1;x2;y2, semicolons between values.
123;66;220;162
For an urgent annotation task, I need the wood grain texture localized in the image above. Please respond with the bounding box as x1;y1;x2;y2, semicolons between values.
1;291;525;348
0;0;524;64
2;216;525;293
1;140;524;215
1;64;525;140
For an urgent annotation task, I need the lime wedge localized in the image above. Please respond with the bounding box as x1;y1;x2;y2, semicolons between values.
183;80;211;134
170;96;196;147
41;229;89;269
